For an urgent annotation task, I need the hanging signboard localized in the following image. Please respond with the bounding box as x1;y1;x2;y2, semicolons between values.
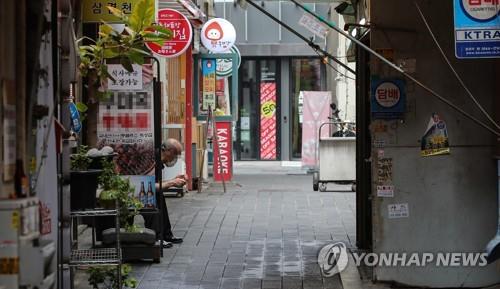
454;0;500;58
202;59;217;110
200;18;236;53
97;64;156;208
420;113;450;157
209;46;241;77
145;9;193;58
300;91;331;168
299;13;329;39
213;121;232;181
82;0;134;22
371;78;406;119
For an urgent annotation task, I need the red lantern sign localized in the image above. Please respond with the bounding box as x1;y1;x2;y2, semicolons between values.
146;9;193;58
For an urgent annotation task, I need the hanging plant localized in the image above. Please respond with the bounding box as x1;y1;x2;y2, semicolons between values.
77;0;172;100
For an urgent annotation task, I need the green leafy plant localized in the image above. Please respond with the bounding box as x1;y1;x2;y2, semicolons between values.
77;0;172;99
87;264;137;289
98;159;143;232
70;145;92;171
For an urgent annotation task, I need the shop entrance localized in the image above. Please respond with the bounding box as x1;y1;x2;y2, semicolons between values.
236;59;281;160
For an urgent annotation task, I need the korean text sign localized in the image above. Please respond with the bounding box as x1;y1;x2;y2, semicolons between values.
82;0;134;22
371;78;406;119
146;9;193;58
454;0;500;58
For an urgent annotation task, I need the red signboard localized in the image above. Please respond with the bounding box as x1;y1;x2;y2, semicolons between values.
213;121;232;182
260;83;277;160
145;9;193;58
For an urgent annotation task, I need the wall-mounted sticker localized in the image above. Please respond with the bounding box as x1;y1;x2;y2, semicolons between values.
371;78;406;119
377;157;393;185
421;113;450;157
388;203;409;219
377;185;394;197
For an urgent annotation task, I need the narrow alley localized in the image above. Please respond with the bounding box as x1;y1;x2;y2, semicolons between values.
131;162;355;289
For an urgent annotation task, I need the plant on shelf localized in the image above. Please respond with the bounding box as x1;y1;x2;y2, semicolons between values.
77;0;172;100
87;264;137;289
70;145;92;171
98;159;143;232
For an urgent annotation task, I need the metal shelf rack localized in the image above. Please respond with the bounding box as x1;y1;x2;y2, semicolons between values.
69;205;121;288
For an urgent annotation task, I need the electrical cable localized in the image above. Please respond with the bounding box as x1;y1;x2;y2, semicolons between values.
311;48;356;80
415;2;500;131
244;0;356;75
287;0;500;137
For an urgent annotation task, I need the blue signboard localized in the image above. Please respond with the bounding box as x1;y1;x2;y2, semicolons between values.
454;0;500;58
371;78;406;120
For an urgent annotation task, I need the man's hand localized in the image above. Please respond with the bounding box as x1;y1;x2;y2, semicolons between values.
175;174;188;180
169;178;186;188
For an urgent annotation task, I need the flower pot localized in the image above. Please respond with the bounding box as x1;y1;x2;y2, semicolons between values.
70;169;102;211
88;153;118;170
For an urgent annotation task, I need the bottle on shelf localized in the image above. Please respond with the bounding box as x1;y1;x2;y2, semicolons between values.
139;181;146;205
147;182;155;208
14;159;29;198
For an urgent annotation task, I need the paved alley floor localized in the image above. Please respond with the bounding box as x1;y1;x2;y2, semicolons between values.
131;164;356;289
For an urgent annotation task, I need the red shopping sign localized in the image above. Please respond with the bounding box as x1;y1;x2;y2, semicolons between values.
145;9;192;58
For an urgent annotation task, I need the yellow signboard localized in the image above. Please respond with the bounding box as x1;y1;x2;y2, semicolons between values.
82;0;135;23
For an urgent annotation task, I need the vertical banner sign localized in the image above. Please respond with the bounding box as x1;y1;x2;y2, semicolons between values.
97;64;156;208
202;59;216;111
213;121;232;181
260;83;277;160
145;9;193;58
300;91;331;168
454;0;500;58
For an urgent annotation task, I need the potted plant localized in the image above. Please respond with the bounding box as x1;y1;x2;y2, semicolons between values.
87;264;137;289
70;145;103;210
97;159;143;235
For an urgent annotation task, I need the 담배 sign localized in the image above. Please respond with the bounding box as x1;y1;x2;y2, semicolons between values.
145;9;193;58
453;0;500;58
371;78;406;119
201;18;236;53
420;113;450;157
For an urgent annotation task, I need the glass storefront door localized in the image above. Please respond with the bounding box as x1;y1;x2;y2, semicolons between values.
290;58;323;159
237;59;280;160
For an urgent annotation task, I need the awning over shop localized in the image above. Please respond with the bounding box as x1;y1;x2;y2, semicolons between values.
158;0;206;26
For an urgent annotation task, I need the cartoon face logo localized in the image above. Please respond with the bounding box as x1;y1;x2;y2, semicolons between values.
205;21;224;41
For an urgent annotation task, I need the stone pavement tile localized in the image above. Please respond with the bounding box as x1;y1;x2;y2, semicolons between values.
282;277;303;289
138;280;161;289
303;278;324;289
323;276;343;289
262;278;282;289
242;278;261;289
220;278;242;289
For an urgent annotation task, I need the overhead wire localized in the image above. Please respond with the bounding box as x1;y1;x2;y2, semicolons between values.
286;0;500;137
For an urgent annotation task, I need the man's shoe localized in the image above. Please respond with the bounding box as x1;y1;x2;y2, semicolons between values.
165;236;183;244
162;240;173;248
